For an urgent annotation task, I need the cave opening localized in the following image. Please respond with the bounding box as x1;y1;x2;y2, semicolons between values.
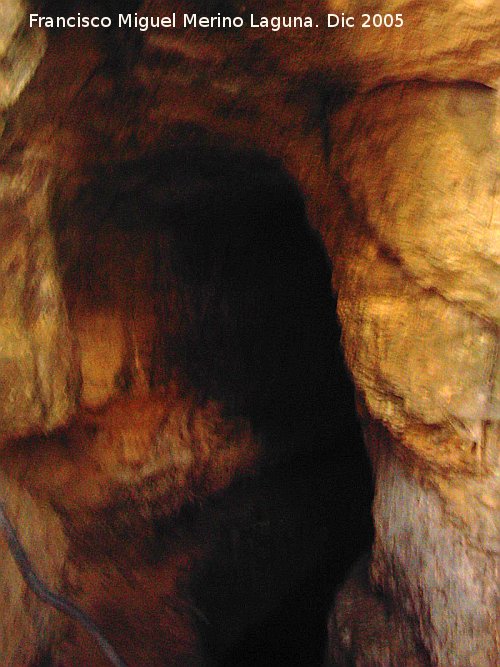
39;136;373;665
1;0;496;664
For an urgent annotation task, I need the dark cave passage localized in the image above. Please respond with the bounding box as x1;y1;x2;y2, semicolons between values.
48;139;373;666
2;2;495;665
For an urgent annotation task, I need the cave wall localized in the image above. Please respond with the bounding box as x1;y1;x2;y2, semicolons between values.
327;80;499;666
0;0;498;665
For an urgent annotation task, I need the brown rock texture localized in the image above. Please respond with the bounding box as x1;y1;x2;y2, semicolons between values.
322;0;500;88
326;554;428;666
370;436;499;667
333;83;499;324
2;389;261;526
0;0;46;111
0;152;80;443
327;80;499;667
0;0;25;58
328;80;499;472
139;0;500;91
0;0;499;664
0;390;260;665
0;471;67;665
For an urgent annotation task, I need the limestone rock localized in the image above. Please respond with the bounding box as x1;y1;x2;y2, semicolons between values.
323;0;500;89
0;0;24;59
0;471;68;665
0;0;46;111
141;1;500;95
325;554;428;666
329;81;499;462
369;437;499;667
0;3;497;664
326;428;499;667
333;82;499;325
326;74;499;667
0;156;79;443
334;222;498;457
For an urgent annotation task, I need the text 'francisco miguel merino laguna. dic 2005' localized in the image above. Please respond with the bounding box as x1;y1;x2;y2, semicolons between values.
29;12;405;31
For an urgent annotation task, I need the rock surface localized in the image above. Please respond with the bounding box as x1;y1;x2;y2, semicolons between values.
327;77;499;666
333;83;499;324
326;553;428;666
0;0;46;111
0;152;79;442
0;471;67;665
329;82;499;473
0;0;25;59
141;0;500;90
370;433;499;667
0;0;498;664
322;0;500;88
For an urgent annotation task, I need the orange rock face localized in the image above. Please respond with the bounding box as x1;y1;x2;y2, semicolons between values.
0;0;498;665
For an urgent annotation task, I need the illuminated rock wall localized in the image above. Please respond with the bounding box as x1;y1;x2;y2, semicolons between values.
0;0;498;664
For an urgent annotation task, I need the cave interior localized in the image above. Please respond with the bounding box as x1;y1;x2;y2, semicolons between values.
44;140;374;665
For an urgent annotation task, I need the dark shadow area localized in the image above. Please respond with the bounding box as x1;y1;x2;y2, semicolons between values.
51;138;373;665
